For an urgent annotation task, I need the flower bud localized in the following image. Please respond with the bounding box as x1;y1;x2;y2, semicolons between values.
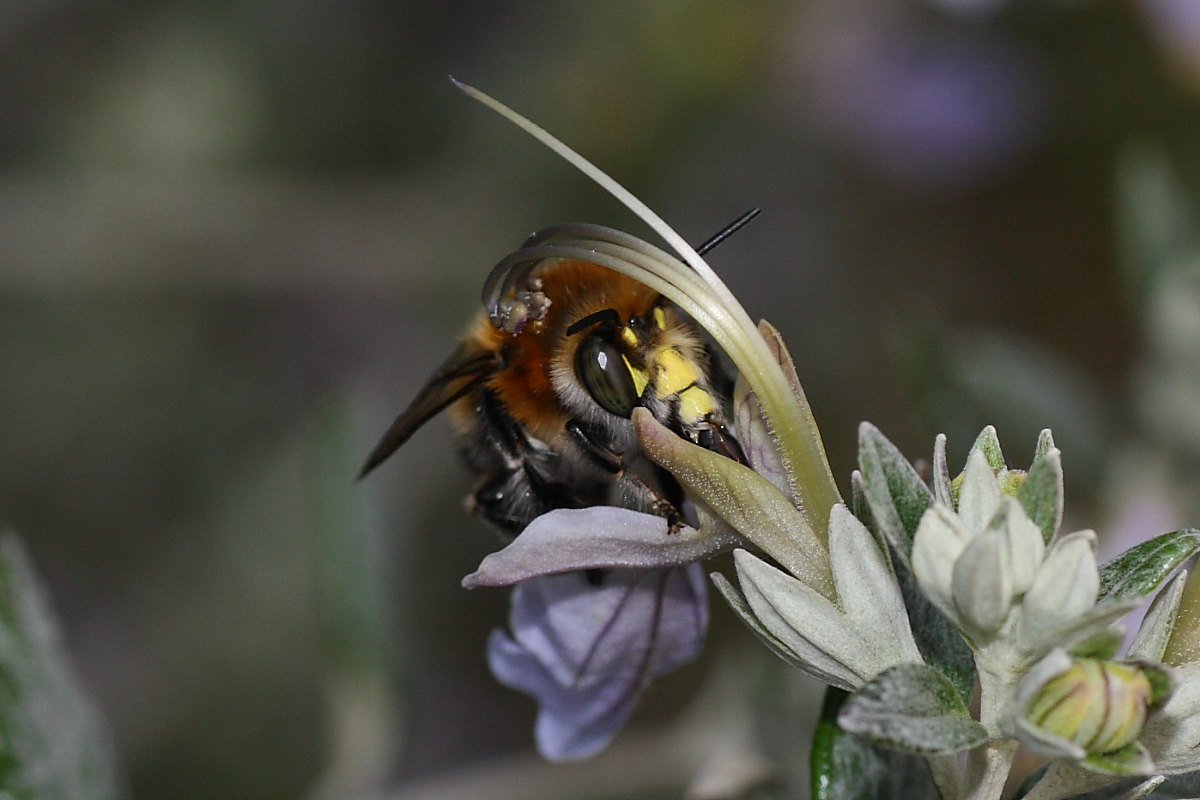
1025;658;1157;756
998;468;1026;498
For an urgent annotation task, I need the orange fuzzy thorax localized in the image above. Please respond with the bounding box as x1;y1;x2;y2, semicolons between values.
455;261;661;444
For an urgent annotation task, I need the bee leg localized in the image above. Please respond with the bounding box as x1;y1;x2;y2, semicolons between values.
466;389;583;538
564;420;683;534
470;470;538;539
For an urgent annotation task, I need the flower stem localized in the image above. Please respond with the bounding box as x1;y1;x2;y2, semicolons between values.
961;740;1018;800
956;662;1019;800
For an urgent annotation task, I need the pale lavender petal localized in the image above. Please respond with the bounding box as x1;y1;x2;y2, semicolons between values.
486;565;709;761
463;506;739;588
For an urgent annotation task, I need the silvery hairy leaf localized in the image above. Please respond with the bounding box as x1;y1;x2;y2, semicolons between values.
1098;529;1200;602
952;525;1016;636
911;504;970;627
956;449;1003;537
1141;661;1200;775
828;505;922;667
1019;530;1101;647
838;663;987;755
710;572;816;672
932;434;953;507
732;550;871;690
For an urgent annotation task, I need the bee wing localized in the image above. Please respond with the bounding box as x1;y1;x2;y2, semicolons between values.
358;342;498;479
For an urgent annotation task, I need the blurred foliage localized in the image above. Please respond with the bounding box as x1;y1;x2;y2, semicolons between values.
0;534;123;799
3;0;1200;798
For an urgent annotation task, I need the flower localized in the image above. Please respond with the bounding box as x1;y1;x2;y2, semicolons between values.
487;566;708;761
444;84;1200;794
451;80;845;758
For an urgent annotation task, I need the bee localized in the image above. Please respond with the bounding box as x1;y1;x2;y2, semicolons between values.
360;215;756;538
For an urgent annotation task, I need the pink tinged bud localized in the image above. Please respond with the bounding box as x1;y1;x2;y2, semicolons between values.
1026;659;1154;755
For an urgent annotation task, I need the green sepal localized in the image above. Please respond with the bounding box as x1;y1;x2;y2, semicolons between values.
1033;429;1056;461
857;423;933;564
967;425;1006;471
1070;630;1125;660
1018;444;1063;544
1131;660;1174;706
1080;741;1156;777
837;664;988;755
1098;529;1200;601
932;434;953;507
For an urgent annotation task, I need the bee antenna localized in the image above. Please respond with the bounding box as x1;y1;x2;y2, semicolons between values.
695;208;762;256
566;307;621;336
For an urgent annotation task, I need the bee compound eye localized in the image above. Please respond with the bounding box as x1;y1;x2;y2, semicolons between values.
574;335;639;418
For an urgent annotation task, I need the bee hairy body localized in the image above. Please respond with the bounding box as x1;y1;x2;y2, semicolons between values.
362;257;745;539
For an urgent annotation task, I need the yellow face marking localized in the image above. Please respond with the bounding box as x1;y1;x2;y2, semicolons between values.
678;385;715;424
653;306;667;330
623;355;649;397
654;347;703;396
620;327;638;348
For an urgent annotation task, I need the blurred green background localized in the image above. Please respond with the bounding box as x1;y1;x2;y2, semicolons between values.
4;1;1200;798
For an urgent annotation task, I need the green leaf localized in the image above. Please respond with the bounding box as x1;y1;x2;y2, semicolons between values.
0;533;124;800
837;664;987;755
896;561;975;705
1018;446;1063;544
856;427;972;702
857;423;933;563
1098;529;1200;600
811;687;935;800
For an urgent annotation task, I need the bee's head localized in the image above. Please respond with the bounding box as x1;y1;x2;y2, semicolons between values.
537;263;740;460
483;248;743;462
